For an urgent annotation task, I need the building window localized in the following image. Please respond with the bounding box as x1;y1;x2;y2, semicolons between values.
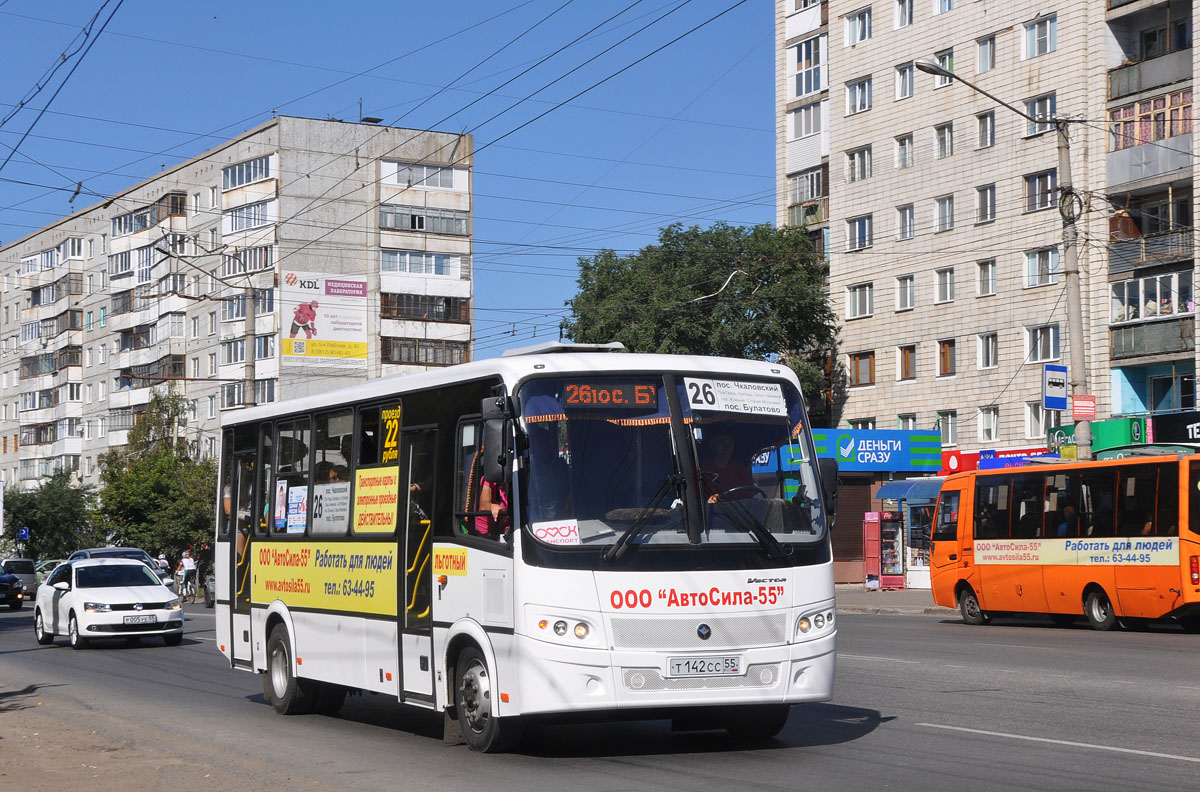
898;344;917;380
978;332;998;369
895;63;914;99
222;246;274;277
1025;93;1056;135
934;123;953;159
933;49;954;86
977;111;995;148
898;413;917;430
1025;169;1058;211
934;195;954;232
979;407;998;442
379;204;470;236
1025;247;1059;286
381;249;463;277
846;147;872;182
849;418;876;430
936;267;956;303
847;281;874;318
788;166;825;204
222;156;271;191
790;102;822;139
386;161;462;190
1025;14;1057;59
846;7;872;46
976;184;996;223
849;351;875;387
977;259;997;296
896;273;915;310
847;215;873;250
1111;271;1194;323
794;37;823;98
381;293;471;323
897;205;915;240
895;134;913;168
221;339;246;366
1026;402;1060;438
977;35;995;73
895;0;913;27
381;337;470;366
223;200;274;232
938;410;957;446
1110;90;1192;151
846;77;872;114
938;339;956;376
1027;323;1060;362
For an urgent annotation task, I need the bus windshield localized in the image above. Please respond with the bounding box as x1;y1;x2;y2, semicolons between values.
516;375;827;562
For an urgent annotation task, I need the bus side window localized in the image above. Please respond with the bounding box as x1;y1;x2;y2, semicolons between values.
1157;462;1179;537
1080;467;1115;537
220;429;235;539
1189;461;1200;538
276;418;312;534
932;490;960;542
1118;465;1158;537
255;425;273;536
1010;473;1043;539
454;421;484;535
974;478;1010;539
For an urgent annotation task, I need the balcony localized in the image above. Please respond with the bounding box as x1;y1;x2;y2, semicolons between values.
1108;133;1193;190
1110;229;1193;273
1111;316;1195;359
1109;49;1191;100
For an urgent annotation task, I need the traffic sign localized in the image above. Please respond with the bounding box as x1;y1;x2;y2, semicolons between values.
1072;395;1096;420
15;526;28;541
1043;364;1068;411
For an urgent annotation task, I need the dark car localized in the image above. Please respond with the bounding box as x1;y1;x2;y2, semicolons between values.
67;547;175;590
203;569;215;608
0;569;24;609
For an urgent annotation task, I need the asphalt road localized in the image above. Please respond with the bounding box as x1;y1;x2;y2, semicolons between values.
1;603;1197;791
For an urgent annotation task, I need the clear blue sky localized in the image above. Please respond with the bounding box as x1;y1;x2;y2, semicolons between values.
0;0;775;359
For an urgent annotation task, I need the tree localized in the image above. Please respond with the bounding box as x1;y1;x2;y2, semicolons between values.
97;387;217;570
2;471;101;560
562;223;834;393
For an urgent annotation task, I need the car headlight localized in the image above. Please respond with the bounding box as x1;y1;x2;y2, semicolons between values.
83;601;111;613
165;598;182;611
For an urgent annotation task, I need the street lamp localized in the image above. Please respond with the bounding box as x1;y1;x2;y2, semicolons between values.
914;59;1091;460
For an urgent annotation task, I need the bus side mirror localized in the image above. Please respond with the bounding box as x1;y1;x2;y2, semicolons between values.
480;395;514;487
818;458;839;527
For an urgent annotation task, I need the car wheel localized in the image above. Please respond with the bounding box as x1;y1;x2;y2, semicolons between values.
724;704;791;741
958;587;989;626
1085;589;1118;631
456;646;522;752
264;626;310;715
163;632;183;647
68;613;89;650
34;610;54;645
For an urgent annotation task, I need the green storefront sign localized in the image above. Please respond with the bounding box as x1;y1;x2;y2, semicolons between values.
1047;417;1145;459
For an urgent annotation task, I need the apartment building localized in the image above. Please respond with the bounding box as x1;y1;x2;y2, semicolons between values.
0;116;474;489
778;0;1194;443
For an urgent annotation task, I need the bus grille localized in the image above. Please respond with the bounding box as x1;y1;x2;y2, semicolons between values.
610;614;787;650
622;663;780;692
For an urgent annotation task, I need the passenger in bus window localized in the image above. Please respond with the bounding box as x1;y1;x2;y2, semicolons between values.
699;426;753;503
477;476;509;537
1056;505;1078;537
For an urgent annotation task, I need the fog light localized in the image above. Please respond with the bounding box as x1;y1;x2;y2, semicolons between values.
797;616;811;634
574;623;589;639
814;614;825;628
553;620;568;636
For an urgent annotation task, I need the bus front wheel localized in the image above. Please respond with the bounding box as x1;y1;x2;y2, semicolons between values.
958;588;989;625
1084;589;1118;631
265;626;310;715
455;646;521;752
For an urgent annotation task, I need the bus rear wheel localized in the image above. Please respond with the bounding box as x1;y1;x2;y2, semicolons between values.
958;588;989;625
1085;589;1118;631
455;646;521;752
265;626;310;714
725;704;791;741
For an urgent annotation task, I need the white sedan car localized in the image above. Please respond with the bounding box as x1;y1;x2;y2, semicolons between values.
34;558;184;649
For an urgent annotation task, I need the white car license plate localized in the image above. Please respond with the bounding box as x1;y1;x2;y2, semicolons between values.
123;614;157;625
668;656;741;677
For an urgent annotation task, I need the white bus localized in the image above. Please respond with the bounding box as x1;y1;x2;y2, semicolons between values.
214;343;838;751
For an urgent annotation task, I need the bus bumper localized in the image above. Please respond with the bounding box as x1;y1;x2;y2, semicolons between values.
508;631;836;716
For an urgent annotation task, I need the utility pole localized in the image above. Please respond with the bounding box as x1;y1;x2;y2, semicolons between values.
915;59;1091;459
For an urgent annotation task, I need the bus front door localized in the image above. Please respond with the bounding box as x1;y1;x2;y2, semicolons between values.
230;453;255;667
399;429;436;704
930;487;974;608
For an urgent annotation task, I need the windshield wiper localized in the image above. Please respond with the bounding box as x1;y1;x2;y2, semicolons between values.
709;498;788;560
602;474;684;563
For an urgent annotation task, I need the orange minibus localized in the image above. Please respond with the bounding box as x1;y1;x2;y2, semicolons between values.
931;454;1200;631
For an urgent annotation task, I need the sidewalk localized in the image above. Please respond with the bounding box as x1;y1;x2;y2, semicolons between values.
834;583;957;616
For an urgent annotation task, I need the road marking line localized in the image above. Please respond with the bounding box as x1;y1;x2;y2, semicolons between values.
838;654;919;664
917;723;1200;764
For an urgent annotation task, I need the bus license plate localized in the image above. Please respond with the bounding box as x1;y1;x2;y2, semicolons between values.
123;614;157;625
668;656;741;677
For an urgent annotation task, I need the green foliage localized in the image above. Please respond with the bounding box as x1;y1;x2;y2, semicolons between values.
97;387;217;569
2;471;101;560
562;223;834;394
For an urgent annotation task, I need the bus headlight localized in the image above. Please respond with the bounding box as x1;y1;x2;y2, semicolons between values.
573;623;589;639
796;609;834;638
797;616;812;634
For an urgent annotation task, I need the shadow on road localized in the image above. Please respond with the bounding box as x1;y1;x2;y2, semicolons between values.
0;682;64;714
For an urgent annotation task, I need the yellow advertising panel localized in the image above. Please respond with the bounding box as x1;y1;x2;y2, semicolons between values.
433;546;468;577
281;338;368;360
252;541;398;616
353;466;400;534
